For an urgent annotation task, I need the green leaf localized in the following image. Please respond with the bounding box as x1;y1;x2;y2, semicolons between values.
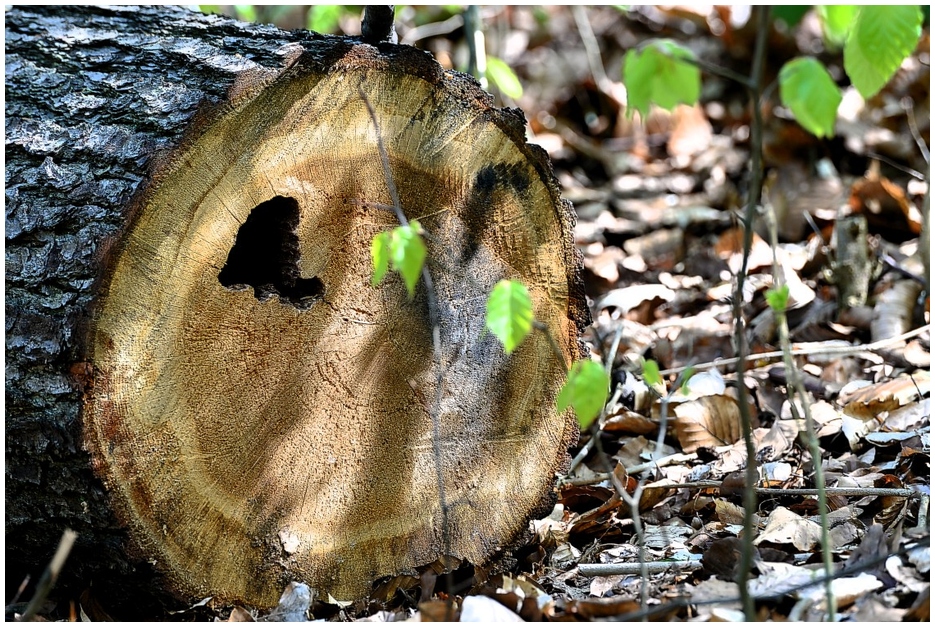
486;56;524;100
557;360;610;429
765;285;790;313
817;5;859;48
641;358;662;387
307;5;344;34
679;366;695;396
233;4;257;23
623;39;700;119
485;279;533;354
371;231;391;287
844;6;923;99
389;221;426;298
779;57;842;138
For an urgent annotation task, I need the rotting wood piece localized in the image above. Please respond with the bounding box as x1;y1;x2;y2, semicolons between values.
83;43;588;605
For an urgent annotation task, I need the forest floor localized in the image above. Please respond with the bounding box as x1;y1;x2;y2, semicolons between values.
24;6;930;622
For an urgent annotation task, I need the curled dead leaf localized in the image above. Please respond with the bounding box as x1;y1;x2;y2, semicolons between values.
673;395;743;453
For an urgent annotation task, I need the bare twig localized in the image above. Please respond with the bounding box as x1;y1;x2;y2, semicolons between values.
572;6;615;98
903;96;930;165
400;13;463;45
657;325;930;376
765;197;838;619
578;560;702;577
19;529;77;622
729;7;772;620
359;89;453;618
560;475;922;499
609;538;930;621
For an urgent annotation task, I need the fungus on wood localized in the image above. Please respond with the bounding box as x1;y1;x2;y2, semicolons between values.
7;6;587;610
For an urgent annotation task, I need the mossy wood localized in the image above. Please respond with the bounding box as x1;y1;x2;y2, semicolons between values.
82;25;585;608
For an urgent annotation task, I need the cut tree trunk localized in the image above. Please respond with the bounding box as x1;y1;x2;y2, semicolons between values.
5;5;588;613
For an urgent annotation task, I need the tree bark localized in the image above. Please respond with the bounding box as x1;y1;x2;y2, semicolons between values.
5;5;321;616
6;4;587;615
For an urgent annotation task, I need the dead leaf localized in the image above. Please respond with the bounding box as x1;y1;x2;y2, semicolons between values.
563;597;642;620
459;595;523;622
603;409;658;435
418;599;456;622
673;395;743;453
872;280;924;342
849;165;922;240
227;606;255;622
714;498;746;525
755;506;822;551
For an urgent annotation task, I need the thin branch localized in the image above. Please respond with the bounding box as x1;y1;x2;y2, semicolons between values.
561;474;922;499
657;324;930;377
730;7;771;621
903;96;930;164
19;529;77;622
609;538;929;621
572;6;614;96
359;89;453;618
578;560;702;577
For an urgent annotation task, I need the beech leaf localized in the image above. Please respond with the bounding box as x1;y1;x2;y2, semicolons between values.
557;360;610;429
485;279;533;354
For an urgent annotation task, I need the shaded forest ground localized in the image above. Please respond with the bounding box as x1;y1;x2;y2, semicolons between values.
15;6;930;622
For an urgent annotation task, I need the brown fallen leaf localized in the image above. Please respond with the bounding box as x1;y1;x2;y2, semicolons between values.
227;606;255;622
755;506;822;551
673;395;743;453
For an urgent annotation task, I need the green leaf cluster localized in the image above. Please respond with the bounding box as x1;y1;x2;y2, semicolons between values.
371;221;426;298
621;7;923;140
778;6;923;138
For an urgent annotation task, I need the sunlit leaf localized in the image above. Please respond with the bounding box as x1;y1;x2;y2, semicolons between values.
307;5;344;34
817;5;858;48
485;279;533;354
844;6;923;99
557;360;610;429
371;231;391;286
680;366;696;396
390;221;426;298
486;56;524;100
765;284;790;313
779;57;841;138
623;39;700;119
234;4;257;23
641;358;662;387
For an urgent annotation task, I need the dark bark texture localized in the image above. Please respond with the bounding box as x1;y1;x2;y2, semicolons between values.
4;5;332;615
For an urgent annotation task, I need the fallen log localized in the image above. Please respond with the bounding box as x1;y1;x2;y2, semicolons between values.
5;5;587;614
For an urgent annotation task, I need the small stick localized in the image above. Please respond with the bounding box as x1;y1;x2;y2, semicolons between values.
19;529;77;622
578;560;702;577
657;325;930;376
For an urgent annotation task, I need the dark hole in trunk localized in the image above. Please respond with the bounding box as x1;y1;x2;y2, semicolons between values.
218;196;324;310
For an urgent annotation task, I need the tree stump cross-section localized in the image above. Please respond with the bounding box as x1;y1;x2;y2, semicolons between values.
77;41;587;606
